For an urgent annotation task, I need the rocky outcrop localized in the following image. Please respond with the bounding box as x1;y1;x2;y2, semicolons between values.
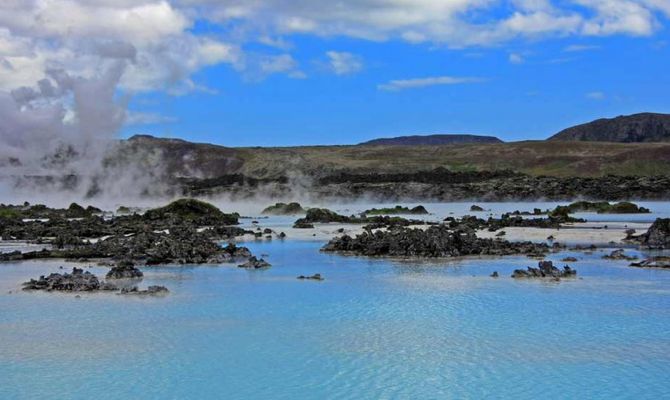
22;267;117;292
511;261;577;279
106;262;144;279
322;225;550;257
142;198;239;226
637;218;670;248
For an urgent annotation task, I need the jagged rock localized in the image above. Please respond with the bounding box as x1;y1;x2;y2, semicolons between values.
106;262;144;279
297;273;324;281
637;218;670;248
238;256;271;269
511;261;577;279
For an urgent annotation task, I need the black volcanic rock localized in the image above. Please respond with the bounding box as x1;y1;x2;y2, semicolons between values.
637;218;670;248
360;134;503;146
322;225;549;257
549;112;670;142
106;262;144;279
23;267;114;292
238;256;271;269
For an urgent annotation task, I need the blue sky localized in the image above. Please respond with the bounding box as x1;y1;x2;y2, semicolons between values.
2;1;669;147
125;30;670;146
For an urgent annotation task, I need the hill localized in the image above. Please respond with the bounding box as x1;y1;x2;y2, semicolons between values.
549;113;670;142
359;134;502;146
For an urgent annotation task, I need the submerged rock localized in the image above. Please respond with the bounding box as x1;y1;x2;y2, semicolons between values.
602;249;638;261
629;257;670;269
238;256;271;269
119;285;169;296
297;273;324;281
511;261;577;279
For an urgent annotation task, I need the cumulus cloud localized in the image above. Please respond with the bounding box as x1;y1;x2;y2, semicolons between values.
184;0;670;46
0;1;238;93
378;76;484;91
325;51;363;75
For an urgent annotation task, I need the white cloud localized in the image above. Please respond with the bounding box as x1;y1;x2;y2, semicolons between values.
509;53;525;64
564;44;601;52
378;76;484;91
0;1;239;93
586;91;606;99
185;0;670;46
325;51;363;75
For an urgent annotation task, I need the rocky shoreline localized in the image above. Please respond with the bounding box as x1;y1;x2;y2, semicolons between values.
180;169;670;201
0;199;257;266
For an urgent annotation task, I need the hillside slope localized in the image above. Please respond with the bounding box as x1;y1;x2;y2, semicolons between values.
549;113;670;142
114;136;670;179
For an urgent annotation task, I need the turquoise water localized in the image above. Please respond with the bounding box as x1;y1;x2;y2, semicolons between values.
1;239;670;399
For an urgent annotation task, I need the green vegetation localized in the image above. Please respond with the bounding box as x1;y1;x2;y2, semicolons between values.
363;205;429;215
261;202;306;215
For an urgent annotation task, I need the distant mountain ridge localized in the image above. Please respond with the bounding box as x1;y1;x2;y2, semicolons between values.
359;134;503;146
549;112;670;142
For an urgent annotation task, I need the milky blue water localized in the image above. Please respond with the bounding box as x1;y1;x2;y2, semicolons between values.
1;238;670;399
